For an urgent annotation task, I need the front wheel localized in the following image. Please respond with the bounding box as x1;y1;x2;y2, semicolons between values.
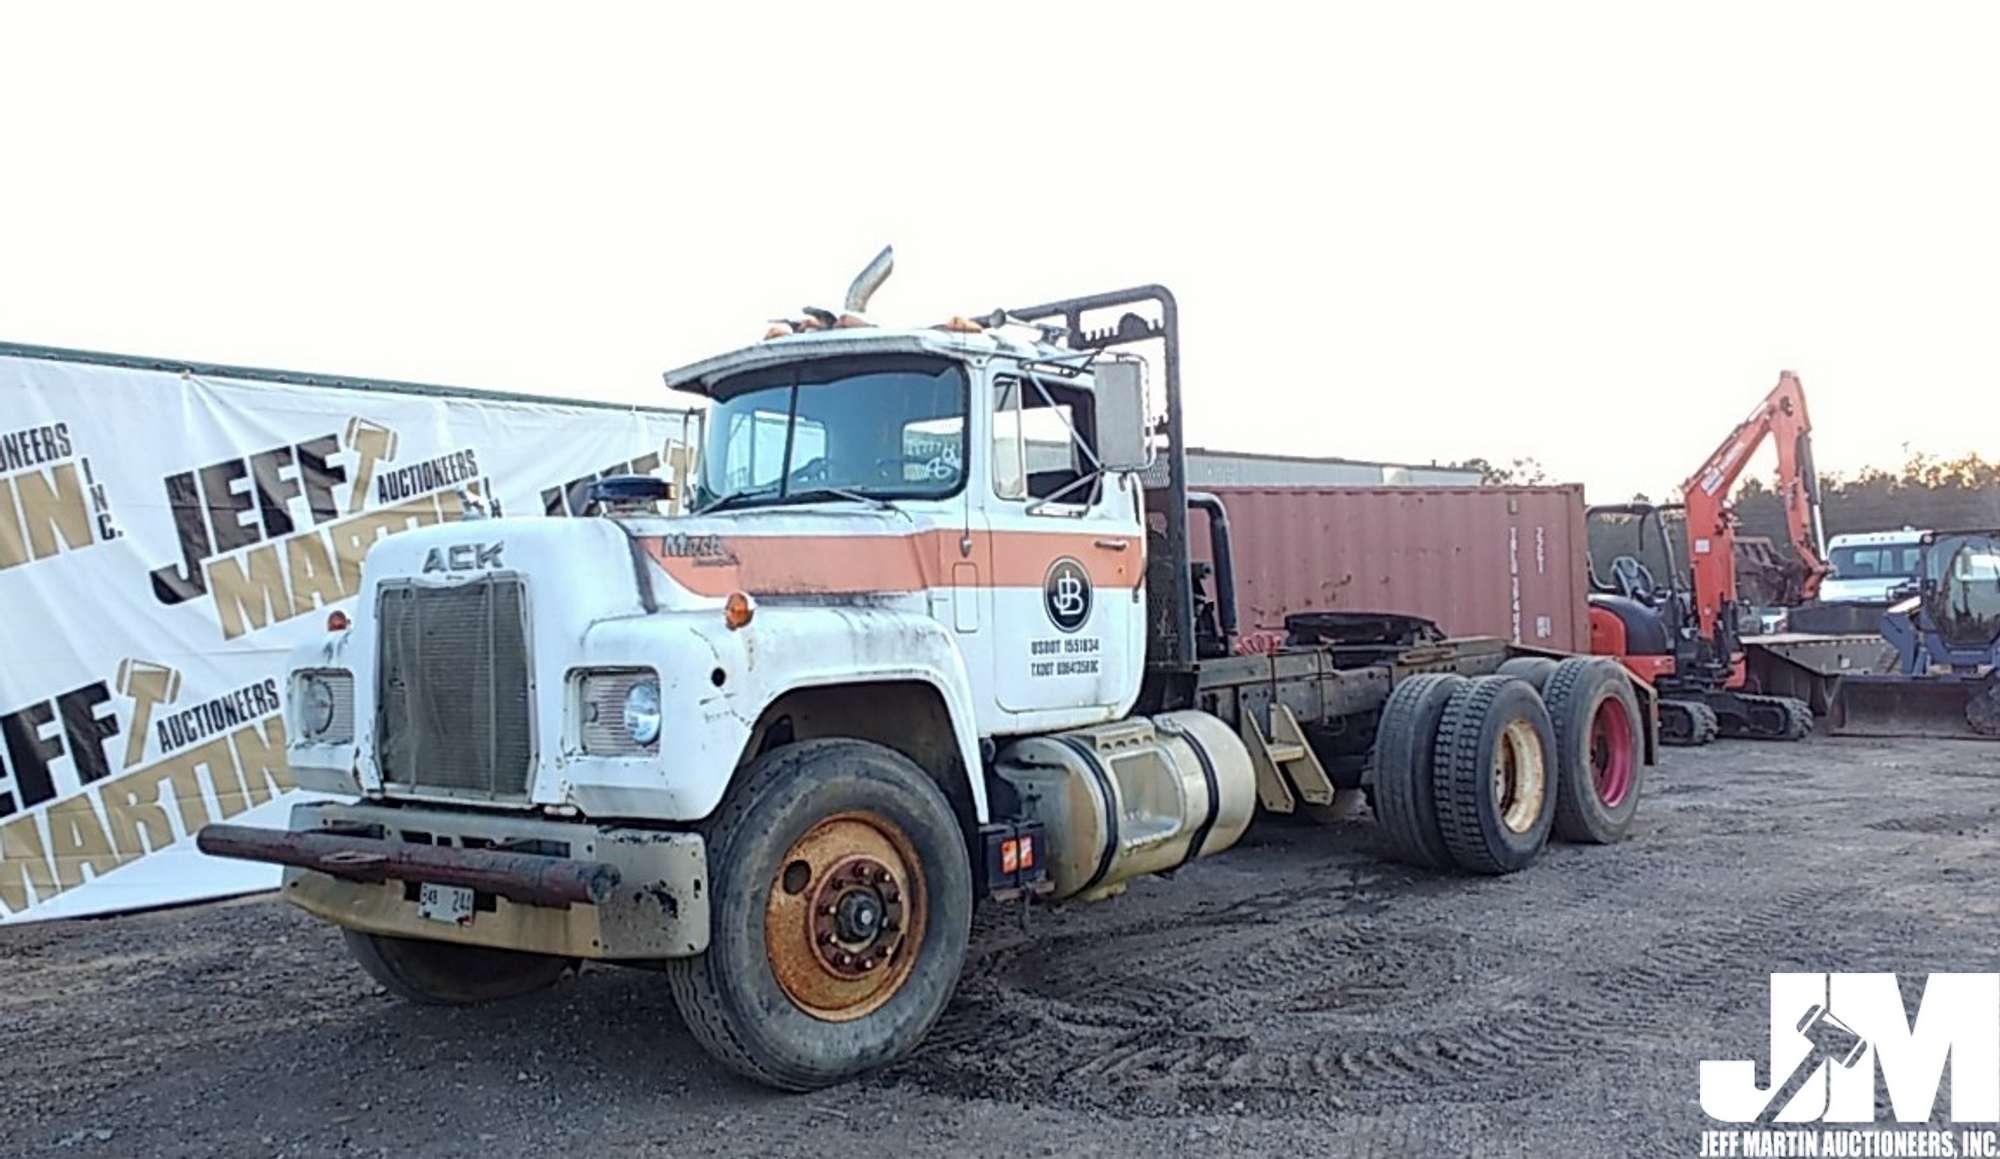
343;931;572;1005
666;739;972;1091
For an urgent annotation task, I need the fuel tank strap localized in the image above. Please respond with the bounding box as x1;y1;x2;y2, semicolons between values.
1157;717;1222;868
1053;735;1120;895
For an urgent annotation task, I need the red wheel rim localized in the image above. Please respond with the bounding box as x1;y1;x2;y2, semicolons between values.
1590;696;1635;807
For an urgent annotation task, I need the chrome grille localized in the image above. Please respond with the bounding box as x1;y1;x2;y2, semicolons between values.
375;576;534;798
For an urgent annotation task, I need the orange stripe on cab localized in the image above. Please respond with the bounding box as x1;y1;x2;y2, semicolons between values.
642;530;1142;599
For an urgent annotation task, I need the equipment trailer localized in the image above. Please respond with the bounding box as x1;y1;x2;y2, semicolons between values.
200;255;1656;1090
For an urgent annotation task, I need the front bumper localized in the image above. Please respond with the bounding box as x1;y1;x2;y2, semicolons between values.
200;801;710;960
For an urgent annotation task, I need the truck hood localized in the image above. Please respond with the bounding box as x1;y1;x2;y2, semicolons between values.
359;505;944;615
620;506;948;605
1818;576;1905;604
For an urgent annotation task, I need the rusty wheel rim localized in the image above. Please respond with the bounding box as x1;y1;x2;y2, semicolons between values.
764;811;926;1022
1493;718;1548;834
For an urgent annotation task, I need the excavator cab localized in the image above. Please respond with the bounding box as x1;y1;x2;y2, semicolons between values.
1586;503;1707;675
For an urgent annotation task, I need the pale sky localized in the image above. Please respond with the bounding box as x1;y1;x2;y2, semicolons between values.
3;2;1996;501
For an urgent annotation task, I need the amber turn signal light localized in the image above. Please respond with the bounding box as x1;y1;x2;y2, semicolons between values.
724;591;756;630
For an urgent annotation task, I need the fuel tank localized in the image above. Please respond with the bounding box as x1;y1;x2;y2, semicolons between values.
991;711;1256;901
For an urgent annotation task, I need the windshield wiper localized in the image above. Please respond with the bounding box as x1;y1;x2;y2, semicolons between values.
695;484;893;515
780;486;894;511
694;483;782;516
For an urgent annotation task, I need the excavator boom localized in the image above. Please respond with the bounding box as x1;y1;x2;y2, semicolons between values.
1679;370;1831;641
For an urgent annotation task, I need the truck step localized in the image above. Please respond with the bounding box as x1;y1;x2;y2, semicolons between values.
1239;706;1337;809
1238;714;1298;813
1269;704;1338;807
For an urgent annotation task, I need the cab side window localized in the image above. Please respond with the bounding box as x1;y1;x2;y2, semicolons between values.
992;376;1099;504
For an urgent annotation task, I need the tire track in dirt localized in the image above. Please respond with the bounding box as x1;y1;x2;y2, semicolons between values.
889;880;1839;1116
1866;811;1996;834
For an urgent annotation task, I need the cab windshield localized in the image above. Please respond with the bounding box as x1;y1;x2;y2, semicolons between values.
1830;543;1922;581
693;354;968;512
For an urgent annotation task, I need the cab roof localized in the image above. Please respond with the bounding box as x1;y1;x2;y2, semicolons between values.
661;326;1078;396
1828;528;1928;547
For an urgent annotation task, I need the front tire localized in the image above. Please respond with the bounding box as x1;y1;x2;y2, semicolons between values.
343;931;572;1005
666;739;972;1091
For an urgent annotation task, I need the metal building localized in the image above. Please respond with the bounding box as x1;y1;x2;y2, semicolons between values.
1183;446;1482;488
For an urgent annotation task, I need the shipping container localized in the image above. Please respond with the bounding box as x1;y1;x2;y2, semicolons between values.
1193;485;1592;651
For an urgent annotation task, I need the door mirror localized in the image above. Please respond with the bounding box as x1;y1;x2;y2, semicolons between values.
1093;360;1152;472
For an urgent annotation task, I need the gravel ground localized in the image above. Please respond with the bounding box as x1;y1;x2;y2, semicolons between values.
5;733;1997;1157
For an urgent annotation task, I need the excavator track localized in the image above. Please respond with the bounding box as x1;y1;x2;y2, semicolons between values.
1658;699;1719;746
1715;693;1814;741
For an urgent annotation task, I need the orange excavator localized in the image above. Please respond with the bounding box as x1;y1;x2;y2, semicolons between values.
1586;371;1832;744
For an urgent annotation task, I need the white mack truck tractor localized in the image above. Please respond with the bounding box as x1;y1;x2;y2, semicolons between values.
200;251;1655;1090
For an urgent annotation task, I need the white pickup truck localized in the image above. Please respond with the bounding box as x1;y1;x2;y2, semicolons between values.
1821;528;1929;604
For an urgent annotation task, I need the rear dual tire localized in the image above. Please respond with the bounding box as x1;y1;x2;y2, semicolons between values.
1495;656;1559;691
1374;672;1569;875
1543;658;1645;844
1371;673;1468;869
1430;676;1560;875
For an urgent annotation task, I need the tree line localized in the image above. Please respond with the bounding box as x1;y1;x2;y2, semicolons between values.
1734;452;2000;558
1451;451;2000;562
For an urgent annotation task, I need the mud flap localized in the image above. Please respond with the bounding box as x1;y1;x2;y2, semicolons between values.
1828;674;2000;740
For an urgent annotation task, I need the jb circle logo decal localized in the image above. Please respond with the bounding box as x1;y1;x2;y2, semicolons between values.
1043;557;1093;633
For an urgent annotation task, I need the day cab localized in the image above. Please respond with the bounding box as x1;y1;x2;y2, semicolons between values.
201;271;1653;1090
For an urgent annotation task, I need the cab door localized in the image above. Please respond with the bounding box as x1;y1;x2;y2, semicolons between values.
984;371;1145;721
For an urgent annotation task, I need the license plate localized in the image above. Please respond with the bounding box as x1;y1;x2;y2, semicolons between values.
417;882;476;926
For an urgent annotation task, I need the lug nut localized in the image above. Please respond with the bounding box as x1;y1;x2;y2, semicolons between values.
884;887;900;902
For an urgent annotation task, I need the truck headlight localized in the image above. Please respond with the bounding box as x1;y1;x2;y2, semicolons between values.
292;671;354;743
578;670;661;754
624;680;662;746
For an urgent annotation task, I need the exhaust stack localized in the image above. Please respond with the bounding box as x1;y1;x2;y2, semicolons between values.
845;245;895;313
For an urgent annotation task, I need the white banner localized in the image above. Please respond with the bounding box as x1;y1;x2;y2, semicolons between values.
0;345;692;923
